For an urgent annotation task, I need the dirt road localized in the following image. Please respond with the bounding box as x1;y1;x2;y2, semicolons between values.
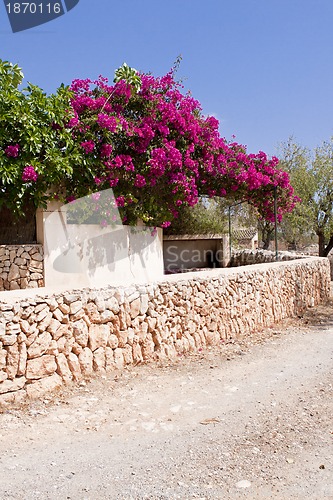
0;303;332;499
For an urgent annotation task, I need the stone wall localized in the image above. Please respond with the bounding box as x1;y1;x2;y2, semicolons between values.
229;249;305;267
0;245;44;291
0;257;330;406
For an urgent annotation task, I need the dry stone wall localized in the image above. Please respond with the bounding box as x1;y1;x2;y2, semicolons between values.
229;249;305;267
0;257;330;406
0;245;44;291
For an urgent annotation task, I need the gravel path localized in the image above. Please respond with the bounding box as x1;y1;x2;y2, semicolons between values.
0;303;332;499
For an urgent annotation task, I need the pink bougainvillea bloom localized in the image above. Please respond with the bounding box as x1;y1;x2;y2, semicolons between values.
80;141;95;154
94;177;102;185
115;196;125;207
161;221;171;228
97;114;118;133
5;144;20;157
22;165;38;182
134;174;146;188
67;117;79;128
100;143;113;158
66;195;76;203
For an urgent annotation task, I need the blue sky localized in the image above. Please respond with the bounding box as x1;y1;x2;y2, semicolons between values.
1;0;332;157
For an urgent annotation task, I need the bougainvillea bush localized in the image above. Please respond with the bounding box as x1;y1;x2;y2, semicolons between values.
0;59;298;227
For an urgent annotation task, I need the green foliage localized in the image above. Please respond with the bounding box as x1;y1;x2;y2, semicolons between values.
278;137;333;255
114;63;142;93
0;59;78;215
164;197;228;235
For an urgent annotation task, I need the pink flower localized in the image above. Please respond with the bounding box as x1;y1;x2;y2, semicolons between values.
115;196;125;207
161;221;171;228
134;174;146;188
80;141;95;154
97;114;118;133
22;166;38;182
5;144;20;158
67;117;79;128
100;143;113;158
91;192;101;201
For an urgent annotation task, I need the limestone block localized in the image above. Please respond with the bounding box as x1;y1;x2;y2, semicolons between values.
56;353;73;383
70;309;85;322
52;308;64;323
6;344;20;380
0;334;17;346
105;347;115;371
146;317;157;333
115;330;127;348
0;348;7;369
72;343;83;356
47;318;61;336
127;327;135;346
88;324;109;351
141;339;155;360
85;302;101;323
67;352;82;381
63;337;75;356
26;355;57;380
113;348;124;369
164;343;177;360
107;334;119;349
94;297;106;313
93;347;106;372
8;263;20;282
46;340;59;356
30;252;43;262
118;309;128;330
132;342;143;364
26;373;62;399
100;310;114;324
35;303;48;315
27;281;38;289
69;300;83;315
72;319;89;347
58;302;70;315
78;348;93;375
105;296;120;314
51;323;68;342
140;294;149;315
30;273;43;280
112;315;121;334
130;298;141;319
38;312;53;332
10;281;20;291
28;332;52;359
0;377;26;394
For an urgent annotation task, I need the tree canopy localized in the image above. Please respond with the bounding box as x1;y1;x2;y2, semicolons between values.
278;137;333;256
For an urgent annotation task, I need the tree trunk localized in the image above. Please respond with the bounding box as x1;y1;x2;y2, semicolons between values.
323;234;333;257
318;231;325;257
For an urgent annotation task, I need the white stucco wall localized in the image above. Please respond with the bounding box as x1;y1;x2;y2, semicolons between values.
36;202;163;288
